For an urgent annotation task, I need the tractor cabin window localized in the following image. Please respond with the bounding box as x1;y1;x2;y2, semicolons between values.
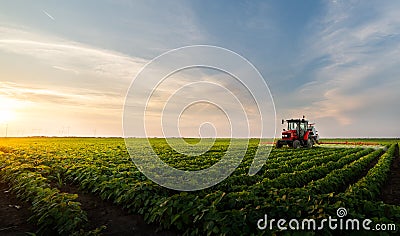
288;122;297;130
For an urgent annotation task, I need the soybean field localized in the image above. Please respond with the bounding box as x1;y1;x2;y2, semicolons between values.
0;138;399;235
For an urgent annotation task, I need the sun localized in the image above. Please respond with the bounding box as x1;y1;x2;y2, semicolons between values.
0;96;19;123
0;109;15;123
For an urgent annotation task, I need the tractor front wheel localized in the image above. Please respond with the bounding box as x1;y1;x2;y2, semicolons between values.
293;140;301;149
276;140;283;148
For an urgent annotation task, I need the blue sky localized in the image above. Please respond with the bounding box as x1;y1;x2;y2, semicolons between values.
0;0;399;137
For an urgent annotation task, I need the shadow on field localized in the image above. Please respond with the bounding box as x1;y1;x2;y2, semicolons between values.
0;181;37;235
58;184;179;236
380;144;400;205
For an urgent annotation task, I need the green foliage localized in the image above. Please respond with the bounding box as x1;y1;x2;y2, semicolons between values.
0;138;399;235
0;152;87;235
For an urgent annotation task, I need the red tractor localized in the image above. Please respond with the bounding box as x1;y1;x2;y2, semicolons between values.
276;116;319;148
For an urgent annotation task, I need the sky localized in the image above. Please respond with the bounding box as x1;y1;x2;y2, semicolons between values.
0;0;399;138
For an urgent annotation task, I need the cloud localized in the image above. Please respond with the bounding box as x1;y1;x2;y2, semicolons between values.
123;65;273;138
52;65;79;74
0;24;150;119
0;25;147;81
0;82;122;110
281;0;400;133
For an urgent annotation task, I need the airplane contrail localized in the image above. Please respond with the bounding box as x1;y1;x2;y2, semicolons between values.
42;10;55;20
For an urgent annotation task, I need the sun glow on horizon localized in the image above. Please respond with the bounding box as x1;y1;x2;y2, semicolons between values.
0;109;15;123
0;96;18;123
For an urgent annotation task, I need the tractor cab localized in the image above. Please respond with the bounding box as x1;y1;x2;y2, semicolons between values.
276;116;319;148
282;118;308;140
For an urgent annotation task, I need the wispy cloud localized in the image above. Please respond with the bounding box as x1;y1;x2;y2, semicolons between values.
0;82;122;110
0;25;149;111
282;0;400;132
0;25;147;81
52;65;79;74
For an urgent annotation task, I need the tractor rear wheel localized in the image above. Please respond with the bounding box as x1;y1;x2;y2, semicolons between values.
306;139;313;148
293;140;301;149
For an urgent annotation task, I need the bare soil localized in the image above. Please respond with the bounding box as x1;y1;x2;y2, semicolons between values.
0;181;37;235
59;184;179;236
0;180;179;236
380;144;400;205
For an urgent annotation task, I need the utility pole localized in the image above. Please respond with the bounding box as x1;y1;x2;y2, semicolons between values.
5;124;8;138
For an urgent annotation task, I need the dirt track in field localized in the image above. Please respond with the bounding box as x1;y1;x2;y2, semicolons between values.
0;182;37;235
59;184;179;236
380;144;400;205
0;179;179;235
0;147;178;235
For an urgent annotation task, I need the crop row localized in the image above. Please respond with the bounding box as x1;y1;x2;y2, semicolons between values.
213;148;365;192
343;143;396;200
0;150;88;235
261;148;373;189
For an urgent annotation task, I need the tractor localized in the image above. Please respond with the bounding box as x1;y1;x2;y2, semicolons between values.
276;116;319;148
